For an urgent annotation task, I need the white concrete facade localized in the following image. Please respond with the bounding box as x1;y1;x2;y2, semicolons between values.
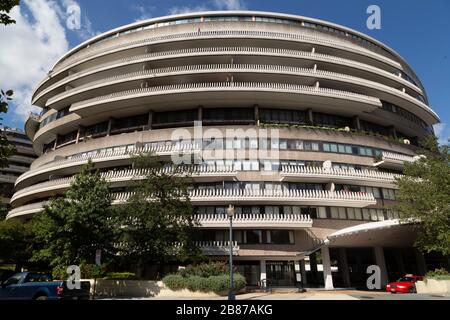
9;11;441;288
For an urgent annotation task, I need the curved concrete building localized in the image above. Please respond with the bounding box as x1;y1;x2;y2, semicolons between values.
10;11;444;287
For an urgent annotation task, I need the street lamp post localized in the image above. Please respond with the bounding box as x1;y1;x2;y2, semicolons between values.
227;204;235;300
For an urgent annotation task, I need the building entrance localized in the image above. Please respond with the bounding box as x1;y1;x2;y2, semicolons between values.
266;261;296;286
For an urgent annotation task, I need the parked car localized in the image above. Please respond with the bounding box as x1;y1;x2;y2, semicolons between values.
0;272;91;300
385;274;424;293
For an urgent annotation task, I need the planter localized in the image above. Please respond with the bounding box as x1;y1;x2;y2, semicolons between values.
416;279;450;294
82;279;224;298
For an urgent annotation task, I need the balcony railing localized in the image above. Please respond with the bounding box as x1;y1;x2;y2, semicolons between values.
53;29;401;74
70;81;380;113
11;165;236;204
113;188;376;207
48;63;417;108
194;241;239;255
35;46;420;104
15;143;201;187
281;165;400;184
195;213;312;229
381;151;416;163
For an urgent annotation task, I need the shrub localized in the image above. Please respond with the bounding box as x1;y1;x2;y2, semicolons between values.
163;274;185;291
185;275;209;292
208;274;246;294
105;272;138;280
178;261;228;278
426;268;450;280
52;263;106;280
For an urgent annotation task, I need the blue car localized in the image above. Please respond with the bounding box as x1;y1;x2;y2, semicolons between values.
0;272;91;300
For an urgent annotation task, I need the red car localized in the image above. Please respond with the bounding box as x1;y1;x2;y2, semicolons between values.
386;275;423;293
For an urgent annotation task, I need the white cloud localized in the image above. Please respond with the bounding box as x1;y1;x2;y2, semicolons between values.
0;0;69;120
433;123;450;146
0;0;98;123
169;0;246;15
132;4;156;22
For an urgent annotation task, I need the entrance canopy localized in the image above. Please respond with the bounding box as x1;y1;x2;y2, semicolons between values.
326;219;419;247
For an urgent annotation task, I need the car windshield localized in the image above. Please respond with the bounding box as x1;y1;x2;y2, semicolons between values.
397;277;414;282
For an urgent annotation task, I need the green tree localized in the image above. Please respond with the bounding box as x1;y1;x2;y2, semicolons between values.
32;162;117;268
394;136;450;255
0;90;15;169
116;154;200;278
0;218;34;271
0;1;20;168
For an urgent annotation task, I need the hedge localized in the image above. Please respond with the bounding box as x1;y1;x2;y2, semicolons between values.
104;272;138;280
163;273;246;294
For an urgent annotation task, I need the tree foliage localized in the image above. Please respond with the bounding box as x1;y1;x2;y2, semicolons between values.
0;90;16;168
32;162;117;267
0;0;20;167
0;0;19;26
0;218;34;271
394;136;450;255
115;154;200;276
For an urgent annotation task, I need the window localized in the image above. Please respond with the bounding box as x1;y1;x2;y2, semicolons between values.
330;207;339;219
317;207;327;219
245;230;262;244
268;230;294;244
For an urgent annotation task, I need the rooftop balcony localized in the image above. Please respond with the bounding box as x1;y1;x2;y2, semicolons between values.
281;165;400;188
48;29;402;79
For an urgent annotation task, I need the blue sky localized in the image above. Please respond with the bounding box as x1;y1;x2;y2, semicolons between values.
1;0;449;143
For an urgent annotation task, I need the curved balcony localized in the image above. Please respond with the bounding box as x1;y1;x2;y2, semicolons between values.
14;143;202;189
113;189;376;207
373;151;419;170
48;29;402;80
195;241;239;256
11;165;237;207
24;113;40;140
281;165;401;188
194;213;312;229
8;187;375;219
69;81;381;117
33;46;422;106
7;202;44;219
44;64;431;124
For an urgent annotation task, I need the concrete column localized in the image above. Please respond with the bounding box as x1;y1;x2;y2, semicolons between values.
198;105;203;122
300;259;308;286
75;126;83;143
53;135;58;150
260;260;266;287
389;126;398;140
254;104;259;125
352;116;361;131
414;249;427;276
148;111;154;129
395;248;405;275
339;248;351;287
106;118;114;136
374;246;388;287
309;253;318;283
307;108;314;125
321;246;334;290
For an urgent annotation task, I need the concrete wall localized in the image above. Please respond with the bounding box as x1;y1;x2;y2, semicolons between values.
84;279;222;298
416;279;450;295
